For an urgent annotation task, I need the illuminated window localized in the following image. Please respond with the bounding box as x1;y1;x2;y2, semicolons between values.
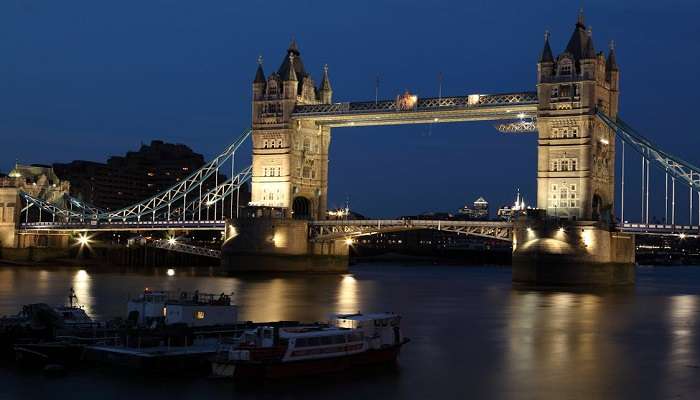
162;307;167;317
195;311;205;320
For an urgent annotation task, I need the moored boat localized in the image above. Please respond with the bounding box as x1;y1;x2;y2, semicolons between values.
211;312;409;380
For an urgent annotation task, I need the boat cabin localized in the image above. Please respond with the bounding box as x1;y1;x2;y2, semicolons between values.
127;289;238;327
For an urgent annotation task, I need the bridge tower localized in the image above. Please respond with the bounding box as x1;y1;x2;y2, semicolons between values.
512;11;633;287
251;41;333;220
536;11;620;223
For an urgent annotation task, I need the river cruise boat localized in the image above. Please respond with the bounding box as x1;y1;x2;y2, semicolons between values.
211;312;409;380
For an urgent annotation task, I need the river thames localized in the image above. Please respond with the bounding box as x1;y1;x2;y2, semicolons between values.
1;263;699;399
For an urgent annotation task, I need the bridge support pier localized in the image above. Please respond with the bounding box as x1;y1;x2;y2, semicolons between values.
512;212;635;287
221;216;348;273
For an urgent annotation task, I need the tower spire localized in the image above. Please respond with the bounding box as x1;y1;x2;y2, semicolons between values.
606;40;619;71
254;55;265;83
577;8;585;27
285;53;297;81
540;30;554;63
320;64;331;91
584;26;596;58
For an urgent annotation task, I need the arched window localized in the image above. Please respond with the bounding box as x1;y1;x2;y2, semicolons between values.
558;59;573;76
263;140;268;149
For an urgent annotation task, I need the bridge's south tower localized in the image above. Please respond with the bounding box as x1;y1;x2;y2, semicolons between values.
251;41;333;220
536;11;620;222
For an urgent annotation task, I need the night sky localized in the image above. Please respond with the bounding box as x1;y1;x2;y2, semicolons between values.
1;1;698;219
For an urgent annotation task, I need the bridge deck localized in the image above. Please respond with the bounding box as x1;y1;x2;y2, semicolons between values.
292;92;538;127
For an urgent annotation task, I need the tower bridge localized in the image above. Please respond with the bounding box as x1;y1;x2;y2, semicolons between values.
4;11;700;284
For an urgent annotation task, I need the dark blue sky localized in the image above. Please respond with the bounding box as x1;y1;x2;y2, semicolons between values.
1;0;698;218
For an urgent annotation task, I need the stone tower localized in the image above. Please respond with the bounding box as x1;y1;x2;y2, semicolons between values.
251;41;333;220
536;11;620;223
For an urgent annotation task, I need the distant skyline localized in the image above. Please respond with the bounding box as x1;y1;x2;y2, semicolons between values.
1;1;698;218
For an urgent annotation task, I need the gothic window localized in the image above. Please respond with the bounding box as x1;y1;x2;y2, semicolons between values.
560;85;571;97
558;59;573;76
303;167;311;178
303;139;311;152
551;86;559;97
571;160;577;171
277;139;283;148
263;140;268;149
572;127;578;138
552;160;560;171
561;160;569;171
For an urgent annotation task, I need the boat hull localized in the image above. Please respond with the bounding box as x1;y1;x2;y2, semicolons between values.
217;341;407;380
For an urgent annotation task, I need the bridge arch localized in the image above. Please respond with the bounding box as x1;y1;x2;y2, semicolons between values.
292;196;311;220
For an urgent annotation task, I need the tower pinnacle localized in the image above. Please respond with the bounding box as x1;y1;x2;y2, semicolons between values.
540;30;554;63
285;53;298;81
577;8;585;27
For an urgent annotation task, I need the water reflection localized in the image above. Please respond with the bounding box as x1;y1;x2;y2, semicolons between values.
664;294;700;396
337;274;359;314
72;269;93;315
503;290;628;398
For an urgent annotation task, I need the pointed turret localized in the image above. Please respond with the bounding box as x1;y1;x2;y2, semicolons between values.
584;27;596;59
254;55;266;83
284;54;298;82
319;64;332;103
606;40;619;71
540;31;554;63
252;56;266;101
565;10;591;61
577;8;585;27
278;39;306;83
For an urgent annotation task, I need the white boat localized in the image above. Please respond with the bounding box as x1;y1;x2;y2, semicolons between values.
211;312;409;380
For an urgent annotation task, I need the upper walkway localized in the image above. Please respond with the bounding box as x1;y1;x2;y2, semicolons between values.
292;92;538;127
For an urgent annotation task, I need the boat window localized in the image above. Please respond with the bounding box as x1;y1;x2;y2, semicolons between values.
320;336;333;346
195;311;206;319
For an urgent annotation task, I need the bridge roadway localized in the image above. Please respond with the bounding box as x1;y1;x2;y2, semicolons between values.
17;220;697;240
292;92;538;128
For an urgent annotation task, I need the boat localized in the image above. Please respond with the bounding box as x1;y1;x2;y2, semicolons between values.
126;289;238;328
211;312;409;380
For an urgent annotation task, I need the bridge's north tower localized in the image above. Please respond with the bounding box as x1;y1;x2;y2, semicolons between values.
536;11;620;222
251;41;332;220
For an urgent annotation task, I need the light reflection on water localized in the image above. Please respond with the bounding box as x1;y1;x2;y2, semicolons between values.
1;264;700;399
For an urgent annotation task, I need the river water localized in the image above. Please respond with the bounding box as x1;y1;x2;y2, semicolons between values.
1;263;699;400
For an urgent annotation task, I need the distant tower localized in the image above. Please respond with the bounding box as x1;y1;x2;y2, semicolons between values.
536;10;620;222
250;41;333;220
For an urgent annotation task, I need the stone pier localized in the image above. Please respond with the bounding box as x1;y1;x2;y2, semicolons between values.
512;212;635;287
221;208;348;273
